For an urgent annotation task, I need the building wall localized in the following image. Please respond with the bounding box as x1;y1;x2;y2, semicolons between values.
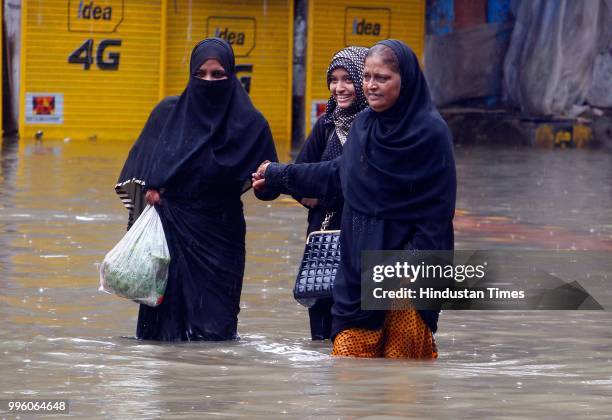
20;0;163;141
164;1;293;159
18;0;292;159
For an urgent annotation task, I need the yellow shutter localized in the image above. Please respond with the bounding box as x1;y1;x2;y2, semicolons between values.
305;0;425;130
20;0;163;141
165;1;293;160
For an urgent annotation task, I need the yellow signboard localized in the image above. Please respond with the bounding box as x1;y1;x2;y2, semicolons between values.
165;1;293;160
206;17;256;57
20;0;163;141
67;0;124;33
344;7;391;46
306;0;425;129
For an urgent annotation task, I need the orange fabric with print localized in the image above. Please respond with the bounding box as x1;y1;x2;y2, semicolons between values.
331;309;438;359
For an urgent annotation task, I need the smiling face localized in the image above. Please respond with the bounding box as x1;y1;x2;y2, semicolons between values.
363;54;401;113
194;59;228;81
329;67;357;109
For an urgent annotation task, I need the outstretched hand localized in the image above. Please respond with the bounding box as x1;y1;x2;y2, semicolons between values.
252;160;271;192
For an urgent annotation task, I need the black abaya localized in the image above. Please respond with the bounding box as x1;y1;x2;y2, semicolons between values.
115;38;278;341
263;40;455;339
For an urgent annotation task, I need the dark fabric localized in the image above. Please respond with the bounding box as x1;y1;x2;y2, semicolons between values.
146;37;277;191
263;40;456;340
308;297;333;340
115;96;178;227
190;37;235;75
293;121;341;340
137;194;246;341
294;118;343;235
345;39;456;222
265;159;449;338
116;38;278;341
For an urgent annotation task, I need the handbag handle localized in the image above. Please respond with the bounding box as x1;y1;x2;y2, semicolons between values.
321;211;335;231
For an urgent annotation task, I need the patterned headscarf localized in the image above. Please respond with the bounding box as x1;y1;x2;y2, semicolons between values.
324;46;369;145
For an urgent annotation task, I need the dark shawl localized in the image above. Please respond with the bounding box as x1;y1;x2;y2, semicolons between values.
114;38;278;341
116;37;278;223
263;39;455;338
337;39;455;335
343;39;456;222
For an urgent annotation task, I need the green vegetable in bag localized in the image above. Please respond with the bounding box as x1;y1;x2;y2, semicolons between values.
99;205;170;307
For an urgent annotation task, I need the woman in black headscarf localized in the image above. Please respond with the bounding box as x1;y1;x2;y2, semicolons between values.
292;46;368;341
115;38;278;341
253;40;455;358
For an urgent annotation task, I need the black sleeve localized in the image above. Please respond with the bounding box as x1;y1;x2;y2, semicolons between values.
295;118;328;165
122;96;178;229
292;118;329;205
264;156;343;199
250;120;280;201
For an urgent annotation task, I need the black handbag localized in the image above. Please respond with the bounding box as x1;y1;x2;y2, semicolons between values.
293;212;340;307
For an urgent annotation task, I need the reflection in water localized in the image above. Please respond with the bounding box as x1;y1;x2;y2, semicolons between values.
0;138;19;281
0;140;611;418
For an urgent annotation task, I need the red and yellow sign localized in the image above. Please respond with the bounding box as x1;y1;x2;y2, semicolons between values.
33;96;56;116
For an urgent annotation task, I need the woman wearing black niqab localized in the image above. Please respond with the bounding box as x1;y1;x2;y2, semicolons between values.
254;40;455;358
115;38;279;341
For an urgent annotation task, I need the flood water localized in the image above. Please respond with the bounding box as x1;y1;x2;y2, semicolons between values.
1;139;612;418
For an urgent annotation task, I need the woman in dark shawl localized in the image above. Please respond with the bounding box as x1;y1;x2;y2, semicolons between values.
293;46;368;341
254;40;455;358
115;38;279;341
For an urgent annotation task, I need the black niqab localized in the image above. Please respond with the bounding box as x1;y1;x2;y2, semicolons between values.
113;39;278;341
116;37;277;214
147;37;276;190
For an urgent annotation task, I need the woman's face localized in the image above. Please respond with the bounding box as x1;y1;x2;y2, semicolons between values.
195;59;228;81
329;67;357;109
363;55;401;112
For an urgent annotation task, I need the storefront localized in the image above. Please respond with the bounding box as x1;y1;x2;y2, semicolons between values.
305;0;425;129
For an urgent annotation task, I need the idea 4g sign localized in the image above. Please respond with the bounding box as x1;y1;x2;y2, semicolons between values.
20;0;293;157
67;0;123;70
306;0;425;129
20;0;163;141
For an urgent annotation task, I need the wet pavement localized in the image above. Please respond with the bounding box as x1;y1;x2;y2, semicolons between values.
1;138;612;418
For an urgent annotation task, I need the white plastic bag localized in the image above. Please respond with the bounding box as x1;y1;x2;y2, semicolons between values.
99;205;170;307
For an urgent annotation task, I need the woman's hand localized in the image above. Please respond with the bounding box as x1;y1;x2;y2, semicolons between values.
145;189;161;205
256;160;270;176
252;160;271;192
301;198;319;208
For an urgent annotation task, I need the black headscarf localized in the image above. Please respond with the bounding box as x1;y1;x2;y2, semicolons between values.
147;37;276;189
342;39;456;221
323;46;369;145
116;38;277;217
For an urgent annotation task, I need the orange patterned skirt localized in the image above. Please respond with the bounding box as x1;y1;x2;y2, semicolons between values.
331;309;438;359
